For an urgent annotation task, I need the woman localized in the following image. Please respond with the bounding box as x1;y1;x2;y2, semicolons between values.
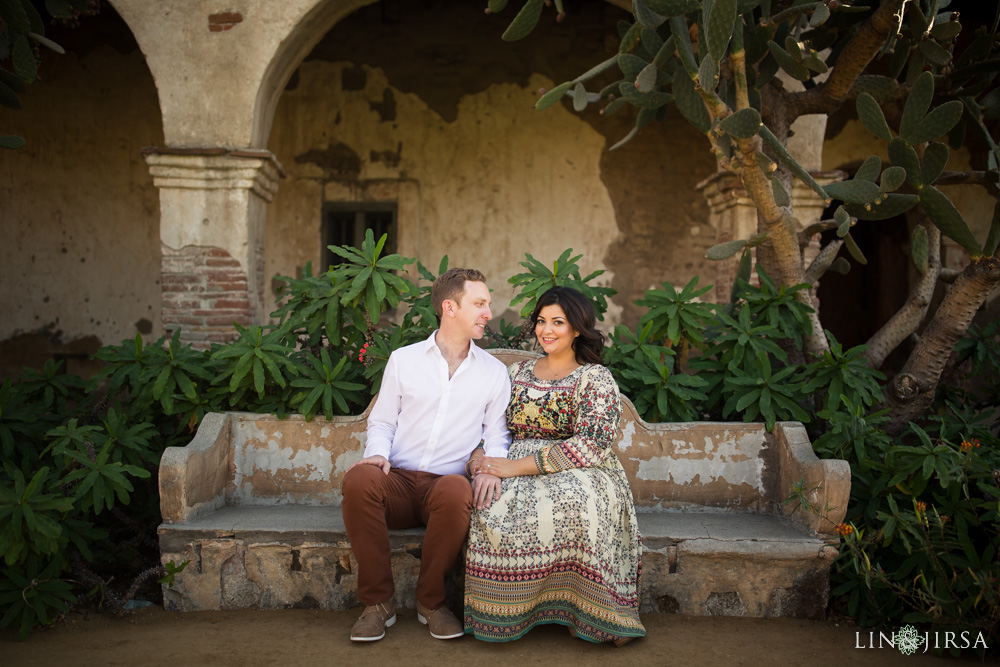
463;286;646;645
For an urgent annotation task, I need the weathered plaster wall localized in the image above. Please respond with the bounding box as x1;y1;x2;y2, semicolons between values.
268;62;620;321
0;33;162;375
266;2;717;325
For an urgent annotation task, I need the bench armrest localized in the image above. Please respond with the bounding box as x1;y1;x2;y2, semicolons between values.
774;422;850;535
159;412;232;524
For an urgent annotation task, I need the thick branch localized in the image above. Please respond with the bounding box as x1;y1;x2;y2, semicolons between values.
789;0;905;120
864;223;941;369
804;239;845;285
884;253;1000;434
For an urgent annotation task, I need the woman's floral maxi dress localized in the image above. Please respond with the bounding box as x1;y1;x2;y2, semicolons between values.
464;359;646;643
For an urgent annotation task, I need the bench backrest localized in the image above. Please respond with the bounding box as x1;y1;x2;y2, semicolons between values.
223;349;783;513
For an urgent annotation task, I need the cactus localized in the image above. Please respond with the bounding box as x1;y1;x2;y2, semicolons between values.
706;0;737;64
845;193;919;221
670;16;699;77
601;97;630;117
634;0;668;28
488;0;509;12
502;0;544;41
888;137;923;187
879;166;907;193
619;82;674;109
910;225;928;276
720;107;762;138
906;100;964;144
835;205;851;236
618;53;649;81
758;125;829;202
645;0;701;17
705;238;748;260
619;21;643;54
918;39;952;67
642;27;664;57
535;82;574;110
824;179;880;205
767;41;809;81
899;71;934;139
673;67;710;133
919;185;982;258
985;198;1000;257
809;3;830;26
843;232;868;265
573;82;588;111
698;49;720;91
636;63;658;93
920;142;950;185
736;0;761;13
850;75;900;104
856;93;893;141
855;155;882;182
769;177;790;207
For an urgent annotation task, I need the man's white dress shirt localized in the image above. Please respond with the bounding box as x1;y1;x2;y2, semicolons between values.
364;331;511;476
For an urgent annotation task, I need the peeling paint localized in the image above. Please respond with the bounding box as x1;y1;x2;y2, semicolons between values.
635;430;766;491
618;421;635;451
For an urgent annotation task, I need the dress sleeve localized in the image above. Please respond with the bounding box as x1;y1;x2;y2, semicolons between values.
534;365;622;473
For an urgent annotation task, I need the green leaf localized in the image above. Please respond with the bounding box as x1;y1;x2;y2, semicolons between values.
633;0;668;29
535;81;573;110
846;193;919;221
920;185;982;258
672;67;710;134
502;0;544;41
921;141;949;185
899;71;934;139
824;179;880;205
706;0;737;64
767;40;809;81
854;155;882;182
842;233;867;265
909;99;965;147
856;93;893;141
719;107;762;138
887;137;922;187
705;239;748;260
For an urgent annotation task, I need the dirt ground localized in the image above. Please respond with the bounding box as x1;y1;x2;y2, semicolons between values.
4;606;989;666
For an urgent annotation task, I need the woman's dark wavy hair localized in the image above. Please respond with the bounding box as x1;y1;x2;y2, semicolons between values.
530;287;605;365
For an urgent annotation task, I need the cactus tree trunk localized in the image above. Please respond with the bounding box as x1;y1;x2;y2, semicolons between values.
884;254;1000;434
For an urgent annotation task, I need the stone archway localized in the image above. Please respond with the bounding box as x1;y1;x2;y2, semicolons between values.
107;0;375;345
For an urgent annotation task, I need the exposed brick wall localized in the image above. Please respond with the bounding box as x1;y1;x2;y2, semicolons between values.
161;246;252;348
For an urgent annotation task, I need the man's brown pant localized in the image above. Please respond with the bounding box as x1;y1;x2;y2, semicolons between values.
341;465;473;610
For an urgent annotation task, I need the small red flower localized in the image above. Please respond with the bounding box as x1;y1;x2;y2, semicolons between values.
915;501;926;513
835;523;854;537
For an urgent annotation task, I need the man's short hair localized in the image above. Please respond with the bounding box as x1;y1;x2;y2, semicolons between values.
431;268;486;316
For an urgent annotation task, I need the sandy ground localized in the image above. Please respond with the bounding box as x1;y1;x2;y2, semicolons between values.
4;606;985;666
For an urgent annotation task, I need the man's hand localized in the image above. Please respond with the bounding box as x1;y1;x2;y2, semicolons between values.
471;473;502;510
348;454;390;474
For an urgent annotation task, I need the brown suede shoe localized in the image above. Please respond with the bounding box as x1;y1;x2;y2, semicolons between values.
416;601;464;640
350;600;396;642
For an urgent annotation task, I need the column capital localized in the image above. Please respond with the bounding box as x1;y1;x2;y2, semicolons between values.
142;147;285;202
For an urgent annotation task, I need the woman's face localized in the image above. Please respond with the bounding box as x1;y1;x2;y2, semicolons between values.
535;304;577;358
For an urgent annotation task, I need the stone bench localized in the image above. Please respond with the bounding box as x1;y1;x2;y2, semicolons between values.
157;350;850;619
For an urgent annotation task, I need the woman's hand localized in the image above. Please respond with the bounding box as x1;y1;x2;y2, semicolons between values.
479;456;538;478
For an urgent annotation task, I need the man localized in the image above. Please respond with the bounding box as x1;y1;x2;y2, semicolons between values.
341;268;509;642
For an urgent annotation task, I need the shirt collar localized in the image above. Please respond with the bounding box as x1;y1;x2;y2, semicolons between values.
423;329;483;362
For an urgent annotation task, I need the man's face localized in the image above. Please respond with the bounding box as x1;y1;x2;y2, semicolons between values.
451;280;492;340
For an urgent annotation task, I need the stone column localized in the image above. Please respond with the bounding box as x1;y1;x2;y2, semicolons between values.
143;148;284;347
